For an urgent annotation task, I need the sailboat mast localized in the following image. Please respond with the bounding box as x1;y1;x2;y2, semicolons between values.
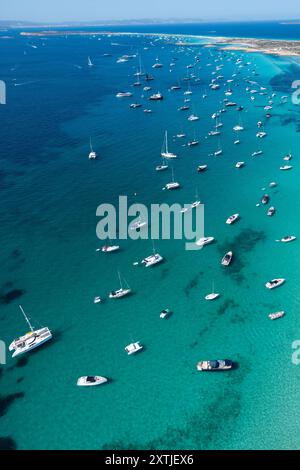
118;271;123;290
19;305;34;332
165;131;168;154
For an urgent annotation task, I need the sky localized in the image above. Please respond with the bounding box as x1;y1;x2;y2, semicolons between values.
1;0;299;23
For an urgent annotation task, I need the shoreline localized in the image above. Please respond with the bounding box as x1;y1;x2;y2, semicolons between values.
18;30;300;57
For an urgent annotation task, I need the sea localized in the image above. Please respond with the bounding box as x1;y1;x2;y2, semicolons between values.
0;21;300;450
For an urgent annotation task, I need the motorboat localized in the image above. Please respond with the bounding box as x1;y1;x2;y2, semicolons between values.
160;308;171;319
9;305;52;358
197;165;207;172
205;282;219;301
94;296;102;304
191;200;201;209
269;182;277;187
178;105;190;111
221;251;233;266
125;341;143;355
280;165;292;170
279;236;296;243
261;194;269;204
130;219;147;231
252;150;263;157
267;206;275;216
187;140;199;146
188;114;200;121
176;133;186;138
144;109;152;113
100;245;120;252
77;376;108;386
235;162;244;168
226;213;239;225
256;131;267;138
88;137;97;159
283;153;292;161
265;278;285;289
195;237;214;246
142;253;163;267
268;311;285;320
129;103;142;109
197;360;233;371
149;92;163;100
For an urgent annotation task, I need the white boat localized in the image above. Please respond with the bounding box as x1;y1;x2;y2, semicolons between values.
256;131;267;138
226;213;239;225
160;308;171;319
93;296;102;304
268;311;285;321
188;114;199;121
187;139;199;147
152;58;163;68
283;152;292;161
156;161;168;171
100;244;120;252
164;168;180;190
109;272;131;299
125;341;143;355
279;236;296;243
9;305;52;358
129;103;142;109
130;218;147;231
267;206;275;216
214;149;223;156
161;131;177;159
88;137;97;159
234;139;240;145
233;125;244;131
221;251;233;266
116;91;132;98
252;150;263;157
142;253;163;267
144;109;152;113
197;360;233;371
269;182;277;187
280;165;292;170
77;376;108;386
197;165;207;172
265;278;285;289
191;200;201;209
87;56;94;67
176;133;186;138
235;161;245;168
195;236;214;246
205;282;220;301
149;92;163;100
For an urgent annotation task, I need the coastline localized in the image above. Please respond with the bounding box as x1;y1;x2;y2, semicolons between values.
18;30;300;57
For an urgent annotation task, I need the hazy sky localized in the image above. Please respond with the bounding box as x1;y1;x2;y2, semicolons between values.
1;0;299;22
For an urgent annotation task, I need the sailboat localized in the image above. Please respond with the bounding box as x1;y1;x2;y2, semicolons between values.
161;131;177;159
164;167;180;190
88;137;97;159
109;271;131;299
214;138;223;156
191;188;201;208
88;56;94;67
9;305;52;358
142;240;164;267
156;157;168;172
205;282;220;300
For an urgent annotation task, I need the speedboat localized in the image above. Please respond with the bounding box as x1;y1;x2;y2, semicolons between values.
268;311;285;320
226;213;239;225
197;165;207;172
149;92;163;100
235;161;244;168
101;245;120;252
195;237;214;246
142;253;163;267
221;251;233;266
160;308;171;319
265;278;285;289
267;206;275;216
252;150;263;157
125;341;143;355
279;236;296;243
9;305;52;358
280;165;292;170
77;376;108;386
116;92;132;98
261;194;269;204
197;360;233;371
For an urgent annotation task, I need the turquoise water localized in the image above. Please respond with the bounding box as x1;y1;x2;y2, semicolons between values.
1;26;300;450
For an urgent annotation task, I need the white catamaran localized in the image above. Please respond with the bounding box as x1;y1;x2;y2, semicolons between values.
9;305;52;358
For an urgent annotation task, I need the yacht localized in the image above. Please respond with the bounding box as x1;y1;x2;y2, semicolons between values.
280;165;292;170
191;200;201;209
9;305;52;358
197;165;207;172
197;360;233;371
178;105;190;111
214;148;223;156
142;253;163;267
188;114;199;122
208;129;221;136
205;282;220;301
233;125;244;131
267;206;275;216
176;133;186;138
161;131;177;159
221;251;233;266
77;376;108;387
152;59;163;68
164;168;180;190
87;56;94;67
143;86;152;92
171;85;181;91
129;103;142;109
187;139;199;146
226;213;239;225
265;278;285;289
116;91;132;98
130;218;147;231
100;244;120;252
195;236;215;246
125;341;143;355
261;194;269;205
109;272;131;299
156;160;168;171
252;150;263;157
88;137;97;159
279;236;296;243
268;311;285;321
160;308;171;319
149;92;163;100
235;161;245;168
225;101;237;107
